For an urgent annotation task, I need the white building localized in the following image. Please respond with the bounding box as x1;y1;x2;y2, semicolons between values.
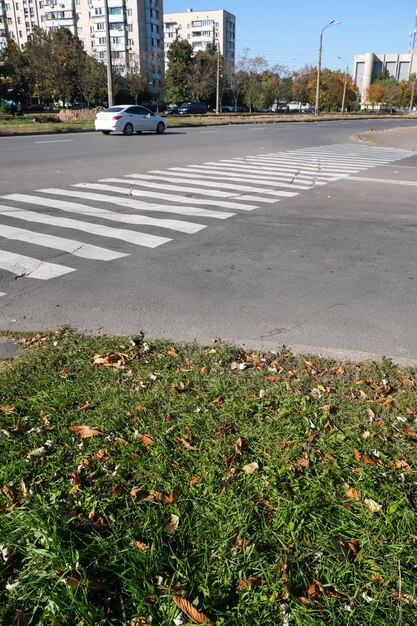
0;0;163;76
163;7;235;69
353;51;417;102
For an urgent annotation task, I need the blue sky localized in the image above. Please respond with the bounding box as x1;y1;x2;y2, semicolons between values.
164;1;417;73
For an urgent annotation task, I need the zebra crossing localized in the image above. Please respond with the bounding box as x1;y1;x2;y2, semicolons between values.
0;142;414;289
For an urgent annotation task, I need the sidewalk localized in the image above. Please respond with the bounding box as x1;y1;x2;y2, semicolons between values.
357;124;417;151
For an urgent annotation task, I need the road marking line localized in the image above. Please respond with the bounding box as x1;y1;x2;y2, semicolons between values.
0;203;171;248
73;183;259;211
5;194;206;235
347;176;417;186
0;292;6;296
0;250;75;279
34;139;74;144
0;223;127;260
131;173;300;198
40;188;234;219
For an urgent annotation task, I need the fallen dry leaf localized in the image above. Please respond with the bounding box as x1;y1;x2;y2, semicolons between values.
69;425;104;439
135;540;149;552
243;462;259;475
167;346;178;357
0;405;15;414
130;617;149;626
364;498;382;513
307;579;324;599
130;486;177;504
237;576;267;590
403;428;417;439
78;402;93;411
211;396;223;406
137;433;154;448
190;476;202;486
354;448;382;467
172;597;211;624
16;611;28;626
345;488;361;501
175;437;197;451
164;514;180;533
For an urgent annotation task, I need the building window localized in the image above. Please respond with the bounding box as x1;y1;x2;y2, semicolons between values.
127;8;132;16
109;6;122;14
96;22;105;30
127;23;133;31
94;7;102;15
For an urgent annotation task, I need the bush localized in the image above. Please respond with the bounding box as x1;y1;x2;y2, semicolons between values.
0;103;12;115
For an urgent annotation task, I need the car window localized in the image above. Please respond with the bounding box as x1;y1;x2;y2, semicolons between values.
105;106;124;112
137;107;151;115
124;106;137;114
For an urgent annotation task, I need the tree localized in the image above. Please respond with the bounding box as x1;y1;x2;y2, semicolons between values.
237;50;268;112
188;47;217;102
292;66;315;109
48;28;85;104
125;53;147;104
365;83;384;108
24;27;52;103
24;27;85;105
80;55;107;106
165;39;194;104
0;40;29;103
149;47;165;112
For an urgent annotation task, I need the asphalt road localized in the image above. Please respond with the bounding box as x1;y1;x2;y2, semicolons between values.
0;118;416;363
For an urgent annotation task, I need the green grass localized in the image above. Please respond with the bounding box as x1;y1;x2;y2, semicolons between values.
1;329;417;625
0;116;94;134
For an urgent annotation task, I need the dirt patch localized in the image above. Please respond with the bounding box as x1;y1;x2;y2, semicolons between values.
58;107;103;121
355;123;417;150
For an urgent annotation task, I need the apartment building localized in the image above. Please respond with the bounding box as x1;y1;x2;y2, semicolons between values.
353;51;417;102
163;7;235;69
0;0;163;75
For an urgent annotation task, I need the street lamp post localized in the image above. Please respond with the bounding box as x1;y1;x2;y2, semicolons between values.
315;19;341;116
337;56;349;113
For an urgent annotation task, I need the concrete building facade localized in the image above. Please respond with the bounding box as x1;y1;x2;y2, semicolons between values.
163;7;235;69
0;0;163;75
353;51;417;101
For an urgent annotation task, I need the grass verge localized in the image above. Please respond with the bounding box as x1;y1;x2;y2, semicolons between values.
1;329;417;625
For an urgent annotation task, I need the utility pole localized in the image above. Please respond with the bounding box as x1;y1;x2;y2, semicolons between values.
337;56;349;113
410;75;416;113
103;0;114;107
315;20;341;116
215;44;220;115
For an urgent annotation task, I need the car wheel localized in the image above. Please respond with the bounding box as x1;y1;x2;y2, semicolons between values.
101;130;111;135
123;123;134;136
156;122;165;135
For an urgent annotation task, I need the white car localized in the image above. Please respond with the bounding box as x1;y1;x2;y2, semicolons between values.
95;105;166;135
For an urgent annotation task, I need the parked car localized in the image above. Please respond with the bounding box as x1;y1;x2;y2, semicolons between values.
94;105;166;135
162;105;179;116
178;101;207;115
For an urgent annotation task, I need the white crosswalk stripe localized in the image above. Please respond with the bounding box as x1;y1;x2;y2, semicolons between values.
98;177;290;202
0;222;127;260
0;250;75;279
39;188;234;219
5;194;206;235
127;173;299;198
73;182;259;210
165;167;325;187
0;142;414;283
0;203;171;248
